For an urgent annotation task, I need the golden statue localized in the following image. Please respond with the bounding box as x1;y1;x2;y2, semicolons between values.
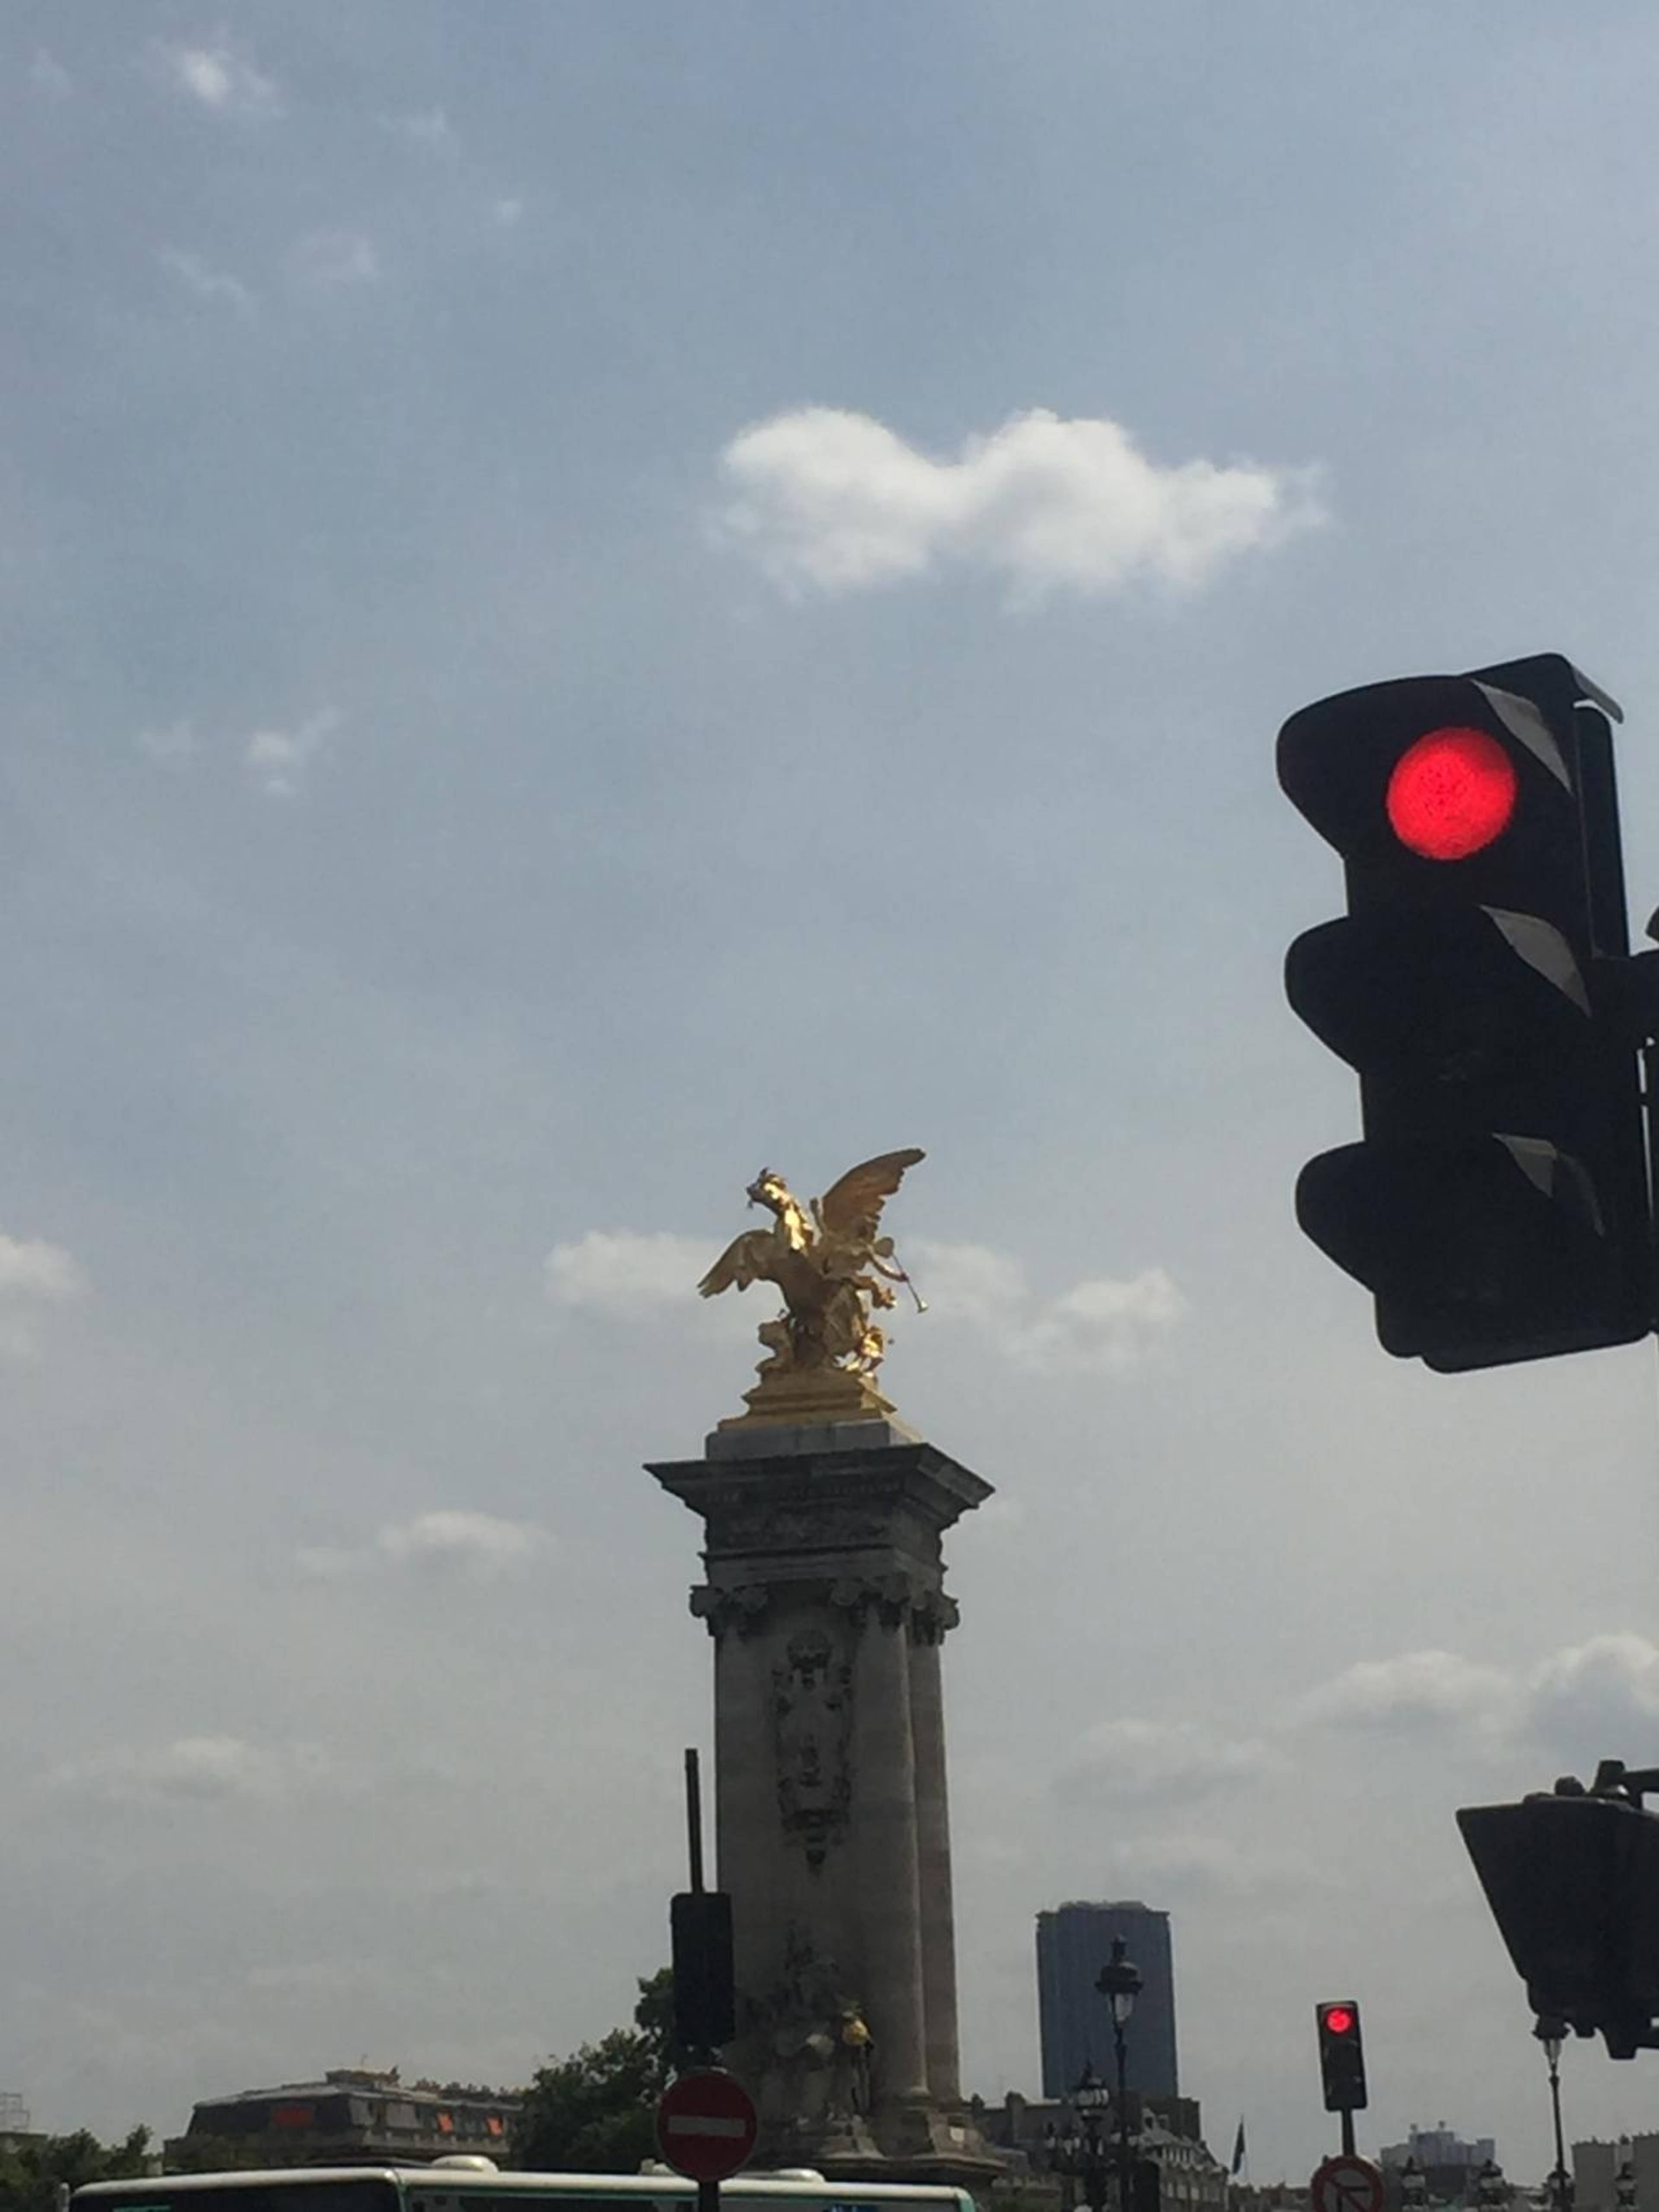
699;1149;928;1426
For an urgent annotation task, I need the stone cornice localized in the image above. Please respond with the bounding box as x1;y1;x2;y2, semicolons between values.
647;1439;993;1541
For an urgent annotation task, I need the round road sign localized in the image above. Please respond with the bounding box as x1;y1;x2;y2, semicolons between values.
655;2068;759;2183
1311;2155;1385;2212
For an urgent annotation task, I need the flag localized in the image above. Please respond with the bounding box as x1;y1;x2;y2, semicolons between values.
1231;2120;1246;2177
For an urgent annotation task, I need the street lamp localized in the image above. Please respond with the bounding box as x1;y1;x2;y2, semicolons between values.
1098;1936;1144;2212
1046;2063;1112;2212
1474;2158;1509;2212
1535;2015;1573;2212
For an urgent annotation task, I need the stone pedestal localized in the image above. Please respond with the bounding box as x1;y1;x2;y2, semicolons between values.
648;1415;1002;2188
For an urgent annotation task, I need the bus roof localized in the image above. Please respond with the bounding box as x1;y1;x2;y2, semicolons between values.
74;2177;971;2202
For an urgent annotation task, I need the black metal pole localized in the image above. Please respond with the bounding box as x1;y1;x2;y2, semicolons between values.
685;1746;706;1895
1341;2113;1356;2159
1547;2053;1568;2212
1114;2020;1133;2212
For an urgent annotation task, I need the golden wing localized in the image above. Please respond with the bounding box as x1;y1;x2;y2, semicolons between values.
698;1226;778;1298
815;1148;926;1238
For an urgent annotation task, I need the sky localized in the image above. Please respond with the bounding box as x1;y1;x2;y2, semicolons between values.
6;0;1659;2185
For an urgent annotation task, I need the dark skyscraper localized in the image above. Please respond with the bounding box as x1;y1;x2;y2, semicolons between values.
1036;1901;1179;2099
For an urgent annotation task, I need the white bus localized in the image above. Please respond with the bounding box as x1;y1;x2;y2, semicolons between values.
73;2167;976;2212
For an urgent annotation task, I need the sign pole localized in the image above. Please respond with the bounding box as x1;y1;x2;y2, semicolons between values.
685;1746;706;1896
687;1753;716;2212
1341;2114;1355;2159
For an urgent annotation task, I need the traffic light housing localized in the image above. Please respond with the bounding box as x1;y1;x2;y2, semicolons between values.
1278;654;1653;1370
1315;2000;1367;2111
1458;1773;1659;2059
670;1890;735;2055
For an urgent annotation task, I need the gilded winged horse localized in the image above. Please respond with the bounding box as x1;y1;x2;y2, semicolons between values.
698;1149;927;1380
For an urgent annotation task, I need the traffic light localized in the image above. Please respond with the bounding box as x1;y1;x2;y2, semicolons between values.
1315;2000;1367;2111
1458;1771;1659;2059
1278;653;1653;1370
670;1890;735;2055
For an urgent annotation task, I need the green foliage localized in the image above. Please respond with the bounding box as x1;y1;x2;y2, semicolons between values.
0;2127;153;2212
513;1970;677;2174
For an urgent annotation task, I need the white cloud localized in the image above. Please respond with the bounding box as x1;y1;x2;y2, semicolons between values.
545;1230;718;1319
1295;1635;1659;1768
288;230;380;289
1057;1717;1284;1806
382;108;454;151
245;705;341;797
1522;1634;1659;1762
715;405;1324;602
0;1232;87;1363
49;1735;327;1808
0;1234;85;1303
1099;1829;1325;1901
377;1510;544;1573
30;48;72;100
913;1239;1185;1373
298;1510;546;1584
157;38;280;120
1298;1648;1518;1737
157;248;255;318
136;718;199;766
544;1225;1179;1371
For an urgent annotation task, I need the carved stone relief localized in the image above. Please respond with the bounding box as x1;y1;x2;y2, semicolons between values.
910;1590;961;1644
689;1582;770;1638
746;1924;879;2140
773;1629;853;1868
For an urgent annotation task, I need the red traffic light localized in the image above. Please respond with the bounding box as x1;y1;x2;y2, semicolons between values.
1322;2005;1355;2036
1385;725;1518;860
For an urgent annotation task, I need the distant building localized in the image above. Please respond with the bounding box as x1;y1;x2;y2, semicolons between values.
1381;2125;1497;2174
981;2091;1226;2212
164;2069;521;2169
1574;2135;1650;2212
0;2092;40;2158
1036;1902;1179;2100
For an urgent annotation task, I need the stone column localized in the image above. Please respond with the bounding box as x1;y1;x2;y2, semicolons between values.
649;1421;1000;2186
909;1604;963;2107
842;1583;929;2115
704;1590;780;2023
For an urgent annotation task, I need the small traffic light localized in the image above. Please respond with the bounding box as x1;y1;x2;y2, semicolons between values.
670;1890;735;2055
1458;1770;1659;2059
1278;654;1653;1370
1315;1999;1367;2111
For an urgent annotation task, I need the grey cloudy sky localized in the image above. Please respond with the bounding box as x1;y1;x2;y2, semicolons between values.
7;0;1659;2183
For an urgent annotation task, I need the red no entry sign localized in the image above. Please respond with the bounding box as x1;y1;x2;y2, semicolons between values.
1311;2155;1385;2212
655;2068;759;2183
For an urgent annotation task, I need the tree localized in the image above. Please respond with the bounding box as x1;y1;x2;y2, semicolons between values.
514;1970;676;2173
0;2127;153;2212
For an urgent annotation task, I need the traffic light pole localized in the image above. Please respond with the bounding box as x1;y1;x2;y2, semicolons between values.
682;1751;721;2212
1341;2114;1356;2158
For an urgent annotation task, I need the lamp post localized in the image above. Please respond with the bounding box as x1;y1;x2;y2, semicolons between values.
1046;2063;1112;2212
1098;1936;1144;2212
1534;2016;1573;2212
1474;2159;1509;2212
